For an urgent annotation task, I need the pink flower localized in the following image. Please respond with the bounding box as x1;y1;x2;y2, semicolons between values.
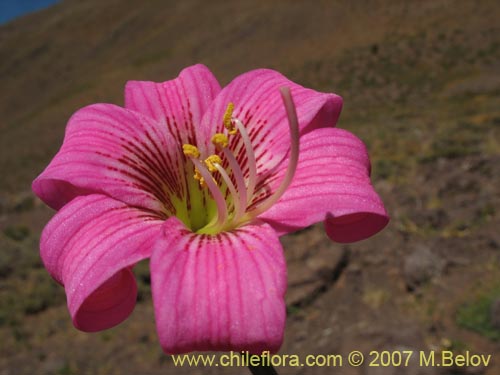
33;64;388;354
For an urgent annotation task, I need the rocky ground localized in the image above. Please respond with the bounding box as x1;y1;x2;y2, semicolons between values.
1;1;499;374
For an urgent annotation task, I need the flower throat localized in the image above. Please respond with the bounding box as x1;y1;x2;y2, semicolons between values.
181;87;299;235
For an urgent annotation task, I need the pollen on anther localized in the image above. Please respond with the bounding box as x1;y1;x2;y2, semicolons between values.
211;133;229;148
194;168;202;181
204;155;222;173
182;144;200;158
198;176;207;188
223;103;237;135
198;175;217;189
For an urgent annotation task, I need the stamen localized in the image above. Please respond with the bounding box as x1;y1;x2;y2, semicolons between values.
189;157;228;229
204;155;222;173
212;133;248;221
220;147;247;222
213;163;243;224
182;89;298;234
223;103;237;135
243;86;299;219
182;144;200;158
233;118;257;204
193;168;202;181
211;133;229;148
198;176;207;188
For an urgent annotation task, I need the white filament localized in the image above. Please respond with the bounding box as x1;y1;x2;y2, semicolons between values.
190;158;228;229
233;118;257;204
242;87;300;219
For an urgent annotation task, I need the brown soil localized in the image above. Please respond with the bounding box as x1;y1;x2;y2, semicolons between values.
1;0;499;374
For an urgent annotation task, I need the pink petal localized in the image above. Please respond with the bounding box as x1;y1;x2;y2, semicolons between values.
40;194;162;331
125;64;221;149
199;69;343;185
260;127;389;243
202;68;342;136
32;103;185;212
151;217;286;354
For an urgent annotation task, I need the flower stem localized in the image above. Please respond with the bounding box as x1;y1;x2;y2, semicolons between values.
247;363;279;375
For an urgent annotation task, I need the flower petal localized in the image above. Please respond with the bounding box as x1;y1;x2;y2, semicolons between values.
40;194;162;331
260;127;389;243
202;68;342;137
151;217;286;354
32;103;186;213
199;68;343;203
125;64;221;147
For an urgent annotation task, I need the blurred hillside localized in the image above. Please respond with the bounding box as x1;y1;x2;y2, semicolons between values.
1;0;499;374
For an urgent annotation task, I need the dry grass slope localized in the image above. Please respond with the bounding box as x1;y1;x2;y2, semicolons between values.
1;0;499;374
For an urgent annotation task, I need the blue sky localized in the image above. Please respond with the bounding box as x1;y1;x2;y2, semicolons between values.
0;0;59;24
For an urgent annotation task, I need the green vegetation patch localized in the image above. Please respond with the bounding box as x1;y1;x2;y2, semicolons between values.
456;284;500;341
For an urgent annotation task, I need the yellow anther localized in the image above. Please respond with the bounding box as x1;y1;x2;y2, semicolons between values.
204;155;222;173
223;102;237;135
199;176;207;188
211;133;229;148
182;144;200;158
193;168;202;181
198;176;217;189
223;103;234;127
